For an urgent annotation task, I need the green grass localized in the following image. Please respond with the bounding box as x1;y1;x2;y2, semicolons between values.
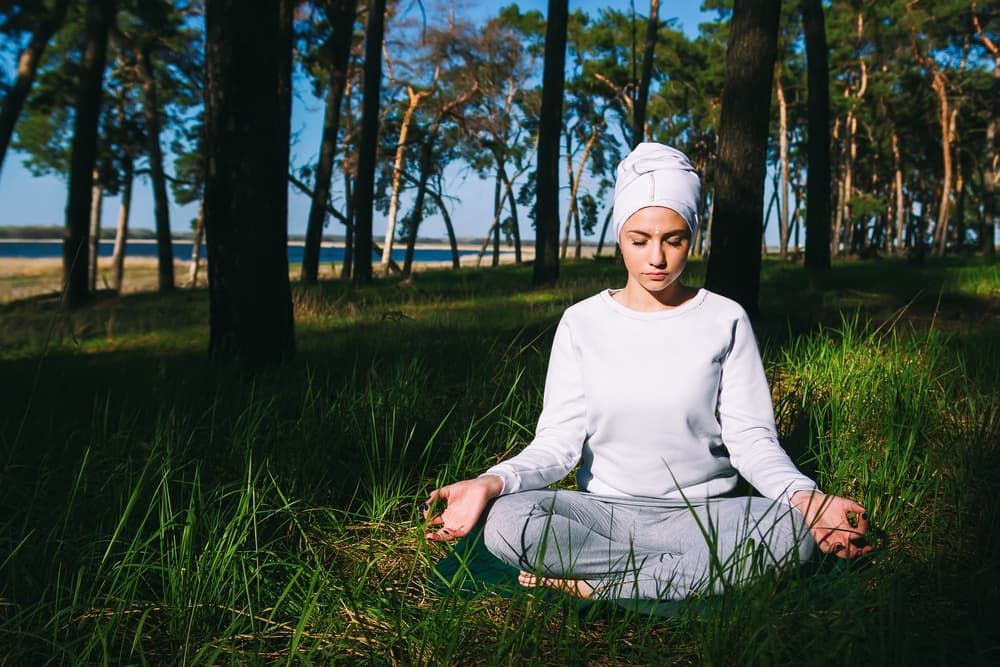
1;256;998;664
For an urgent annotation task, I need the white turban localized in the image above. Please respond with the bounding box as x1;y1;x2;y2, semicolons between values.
612;142;701;242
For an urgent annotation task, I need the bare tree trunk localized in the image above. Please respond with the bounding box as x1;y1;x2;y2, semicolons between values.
973;5;997;257
533;0;568;287
64;0;115;307
135;45;175;291
426;186;460;270
930;71;952;255
561;130;574;259
0;0;71;177
891;128;905;255
302;0;355;284
88;174;103;292
499;162;522;264
801;0;831;270
352;0;386;285
596;209;613;255
777;68;790;260
111;155;133;292
704;0;781;317
383;85;431;271
632;0;659;147
205;0;295;369
187;197;205;287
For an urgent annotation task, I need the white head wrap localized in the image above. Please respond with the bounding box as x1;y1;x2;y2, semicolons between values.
612;143;701;241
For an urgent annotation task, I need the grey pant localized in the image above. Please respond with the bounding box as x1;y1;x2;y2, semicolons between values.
482;489;816;601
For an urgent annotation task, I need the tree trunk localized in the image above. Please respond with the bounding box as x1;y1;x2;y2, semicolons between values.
891;128;905;255
205;0;295;369
533;0;568;287
0;0;72;177
776;67;790;260
929;71;952;255
136;45;175;291
596;209;613;255
499;161;522;264
561;130;573;259
426;186;460;270
974;7;997;257
352;0;386;285
704;0;780;317
984;59;998;256
403;140;435;276
632;0;659;147
88;174;103;292
63;0;115;308
492;171;502;267
383;85;430;271
187;197;205;288
301;0;355;284
111;154;133;292
801;0;831;270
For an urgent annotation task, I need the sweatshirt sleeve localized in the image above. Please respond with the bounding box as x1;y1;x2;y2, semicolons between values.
718;311;818;504
484;316;587;495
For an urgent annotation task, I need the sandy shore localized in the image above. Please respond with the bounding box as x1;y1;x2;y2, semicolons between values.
0;243;553;304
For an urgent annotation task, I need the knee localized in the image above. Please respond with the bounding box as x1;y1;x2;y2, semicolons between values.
481;493;534;564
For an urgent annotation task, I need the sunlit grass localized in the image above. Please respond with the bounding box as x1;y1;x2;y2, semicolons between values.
1;256;998;663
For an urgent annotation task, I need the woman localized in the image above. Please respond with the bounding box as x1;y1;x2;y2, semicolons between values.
424;143;871;601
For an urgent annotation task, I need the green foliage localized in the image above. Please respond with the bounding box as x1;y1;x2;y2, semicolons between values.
1;258;999;662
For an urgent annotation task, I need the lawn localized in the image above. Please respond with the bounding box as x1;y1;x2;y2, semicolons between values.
1;256;998;664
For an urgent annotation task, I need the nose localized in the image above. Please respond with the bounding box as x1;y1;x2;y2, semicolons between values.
648;242;666;268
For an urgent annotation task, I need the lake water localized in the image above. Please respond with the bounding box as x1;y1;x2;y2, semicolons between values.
0;240;477;264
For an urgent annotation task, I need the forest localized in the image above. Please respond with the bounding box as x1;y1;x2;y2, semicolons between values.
1;0;999;664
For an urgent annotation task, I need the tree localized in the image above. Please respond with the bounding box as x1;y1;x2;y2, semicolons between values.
801;0;831;269
633;0;659;147
300;0;358;284
533;0;568;287
0;0;72;178
704;0;781;316
63;0;115;307
204;0;295;368
973;2;998;258
352;0;386;286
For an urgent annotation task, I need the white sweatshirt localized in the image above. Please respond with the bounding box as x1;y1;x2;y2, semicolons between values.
485;288;818;505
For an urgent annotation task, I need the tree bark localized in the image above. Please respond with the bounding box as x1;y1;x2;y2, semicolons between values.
383;84;431;271
776;66;790;260
135;45;175;291
891;128;905;255
63;0;115;307
205;0;295;369
973;5;997;256
88;173;103;292
0;0;72;178
632;0;659;147
352;0;386;286
302;0;356;284
111;154;133;292
704;0;781;317
801;0;831;270
533;0;568;287
187;197;205;288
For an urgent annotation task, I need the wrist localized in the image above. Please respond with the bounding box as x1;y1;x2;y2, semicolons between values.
477;473;505;498
790;489;823;514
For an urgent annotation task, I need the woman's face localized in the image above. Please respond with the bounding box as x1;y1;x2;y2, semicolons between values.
618;206;691;298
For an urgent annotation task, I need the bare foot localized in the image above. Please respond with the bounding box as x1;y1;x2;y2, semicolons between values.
518;571;593;599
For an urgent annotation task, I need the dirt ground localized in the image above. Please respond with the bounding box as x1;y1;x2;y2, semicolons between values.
0;244;548;304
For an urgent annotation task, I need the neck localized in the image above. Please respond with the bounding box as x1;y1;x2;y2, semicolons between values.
615;281;695;312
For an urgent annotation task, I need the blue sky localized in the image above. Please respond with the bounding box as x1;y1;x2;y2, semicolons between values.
0;1;716;243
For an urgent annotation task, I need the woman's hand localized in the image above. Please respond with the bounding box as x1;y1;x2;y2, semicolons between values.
422;474;504;542
791;490;873;559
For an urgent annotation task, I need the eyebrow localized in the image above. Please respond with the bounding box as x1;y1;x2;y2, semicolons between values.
625;229;691;239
